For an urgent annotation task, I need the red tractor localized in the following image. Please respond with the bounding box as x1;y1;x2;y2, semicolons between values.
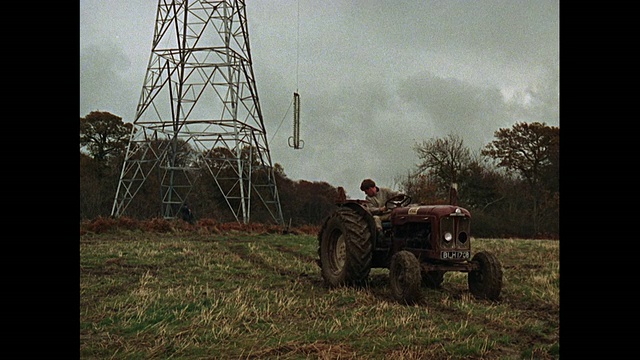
317;188;503;304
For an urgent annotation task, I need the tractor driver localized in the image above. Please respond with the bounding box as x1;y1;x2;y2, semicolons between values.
360;179;402;235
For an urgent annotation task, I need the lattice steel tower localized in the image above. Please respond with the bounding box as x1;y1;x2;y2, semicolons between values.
112;0;284;225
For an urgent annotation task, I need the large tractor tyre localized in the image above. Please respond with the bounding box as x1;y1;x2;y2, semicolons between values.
421;270;445;288
468;251;503;300
389;250;422;304
317;207;373;287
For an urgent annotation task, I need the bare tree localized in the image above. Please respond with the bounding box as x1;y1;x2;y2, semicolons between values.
412;133;472;198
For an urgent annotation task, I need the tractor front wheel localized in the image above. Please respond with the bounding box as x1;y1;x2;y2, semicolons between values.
468;251;503;300
389;250;422;304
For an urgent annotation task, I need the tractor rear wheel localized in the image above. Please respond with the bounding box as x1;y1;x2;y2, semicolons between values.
318;207;372;287
389;250;422;304
468;251;503;300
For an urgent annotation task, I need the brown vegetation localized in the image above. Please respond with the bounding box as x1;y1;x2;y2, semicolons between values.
79;216;320;237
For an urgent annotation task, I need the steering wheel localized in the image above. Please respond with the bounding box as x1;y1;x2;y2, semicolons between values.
385;194;412;209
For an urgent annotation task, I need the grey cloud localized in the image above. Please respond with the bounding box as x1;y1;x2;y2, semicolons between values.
80;0;559;201
80;43;137;119
397;72;508;151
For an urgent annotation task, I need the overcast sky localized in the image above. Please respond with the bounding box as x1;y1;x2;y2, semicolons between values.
80;0;559;200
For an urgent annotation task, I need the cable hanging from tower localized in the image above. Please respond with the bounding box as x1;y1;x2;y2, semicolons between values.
271;0;304;149
288;0;304;149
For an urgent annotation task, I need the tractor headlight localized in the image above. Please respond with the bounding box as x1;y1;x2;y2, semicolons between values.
443;232;453;242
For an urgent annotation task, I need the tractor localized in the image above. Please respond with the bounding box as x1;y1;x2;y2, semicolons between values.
317;187;503;304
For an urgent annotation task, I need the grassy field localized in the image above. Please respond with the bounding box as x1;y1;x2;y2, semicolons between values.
80;227;559;359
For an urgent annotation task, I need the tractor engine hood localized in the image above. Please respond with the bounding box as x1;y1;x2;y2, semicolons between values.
390;204;471;225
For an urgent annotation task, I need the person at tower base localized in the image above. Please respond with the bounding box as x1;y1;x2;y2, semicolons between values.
179;202;196;225
360;178;402;235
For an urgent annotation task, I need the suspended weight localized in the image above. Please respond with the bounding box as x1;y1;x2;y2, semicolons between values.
288;92;304;149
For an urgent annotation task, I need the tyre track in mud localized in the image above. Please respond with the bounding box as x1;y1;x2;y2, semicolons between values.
223;241;322;285
211;236;557;356
357;272;558;356
425;286;558;355
81;254;182;305
273;244;318;265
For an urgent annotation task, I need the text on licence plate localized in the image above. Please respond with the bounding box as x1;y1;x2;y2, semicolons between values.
440;251;470;260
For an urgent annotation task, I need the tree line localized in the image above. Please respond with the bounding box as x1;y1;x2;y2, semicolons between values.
80;111;559;239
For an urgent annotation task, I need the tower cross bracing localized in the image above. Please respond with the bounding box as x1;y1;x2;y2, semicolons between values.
112;0;283;225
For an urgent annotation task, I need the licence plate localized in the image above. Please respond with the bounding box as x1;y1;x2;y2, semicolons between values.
440;251;470;260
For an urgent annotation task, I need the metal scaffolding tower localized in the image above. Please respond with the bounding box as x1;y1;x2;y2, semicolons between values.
111;0;284;225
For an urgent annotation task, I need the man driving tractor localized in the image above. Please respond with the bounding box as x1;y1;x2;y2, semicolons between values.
360;178;403;236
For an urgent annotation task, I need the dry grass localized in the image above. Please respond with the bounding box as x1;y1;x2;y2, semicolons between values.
80;227;559;359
